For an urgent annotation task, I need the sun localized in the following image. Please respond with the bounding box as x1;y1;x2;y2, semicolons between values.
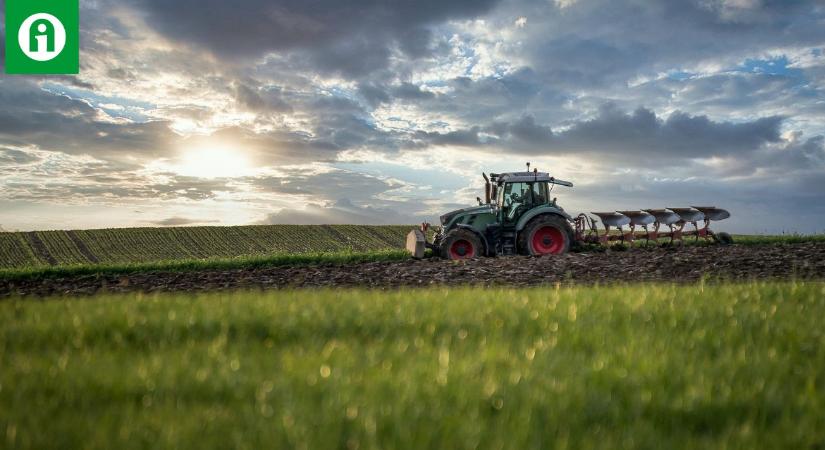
176;146;252;178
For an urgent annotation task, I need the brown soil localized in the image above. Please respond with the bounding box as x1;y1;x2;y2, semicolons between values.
2;243;824;298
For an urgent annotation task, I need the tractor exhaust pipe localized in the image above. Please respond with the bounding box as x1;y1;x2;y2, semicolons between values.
482;172;491;204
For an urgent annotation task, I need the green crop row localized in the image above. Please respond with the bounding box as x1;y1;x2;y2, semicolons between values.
0;225;413;270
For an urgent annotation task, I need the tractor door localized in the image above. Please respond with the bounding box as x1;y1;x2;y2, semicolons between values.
500;182;534;225
532;181;549;206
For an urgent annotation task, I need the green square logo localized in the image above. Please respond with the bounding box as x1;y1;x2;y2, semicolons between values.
5;0;79;74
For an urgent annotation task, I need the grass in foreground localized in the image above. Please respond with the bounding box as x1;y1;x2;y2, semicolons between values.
2;282;825;449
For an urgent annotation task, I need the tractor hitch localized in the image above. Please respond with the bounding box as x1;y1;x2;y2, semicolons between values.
406;222;439;259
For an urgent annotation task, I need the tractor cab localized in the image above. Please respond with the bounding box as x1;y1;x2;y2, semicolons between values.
490;166;572;212
494;173;563;224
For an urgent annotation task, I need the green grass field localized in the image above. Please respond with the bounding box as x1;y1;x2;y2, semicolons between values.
2;282;824;449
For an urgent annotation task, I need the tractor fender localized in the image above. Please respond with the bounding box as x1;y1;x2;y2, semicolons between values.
515;207;572;232
453;224;491;256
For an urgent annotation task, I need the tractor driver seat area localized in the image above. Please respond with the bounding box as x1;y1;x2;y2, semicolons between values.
504;190;526;222
507;203;525;222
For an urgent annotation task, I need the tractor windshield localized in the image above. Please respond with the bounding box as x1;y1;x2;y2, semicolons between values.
502;182;530;222
500;181;551;222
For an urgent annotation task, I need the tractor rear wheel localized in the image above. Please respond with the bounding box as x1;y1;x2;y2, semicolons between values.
440;229;483;260
519;215;573;256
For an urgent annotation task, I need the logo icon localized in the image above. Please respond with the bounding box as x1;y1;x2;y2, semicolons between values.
5;0;79;74
18;14;67;62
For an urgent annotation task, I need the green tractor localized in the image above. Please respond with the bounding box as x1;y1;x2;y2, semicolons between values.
407;164;575;259
407;164;733;259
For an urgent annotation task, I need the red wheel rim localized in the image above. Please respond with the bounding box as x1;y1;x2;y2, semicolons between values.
531;226;565;255
449;239;475;259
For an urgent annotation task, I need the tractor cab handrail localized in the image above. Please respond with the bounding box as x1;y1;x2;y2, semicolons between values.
494;171;574;186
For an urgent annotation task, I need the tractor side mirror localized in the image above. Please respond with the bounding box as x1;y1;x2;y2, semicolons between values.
476;196;483;206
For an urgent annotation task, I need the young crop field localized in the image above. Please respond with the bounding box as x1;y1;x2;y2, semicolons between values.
0;225;413;270
1;223;824;276
2;282;824;449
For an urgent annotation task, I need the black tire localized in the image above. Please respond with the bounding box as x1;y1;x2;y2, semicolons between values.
440;229;483;260
715;231;734;245
518;215;574;256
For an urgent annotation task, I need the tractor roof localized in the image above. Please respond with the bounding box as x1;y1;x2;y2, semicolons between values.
491;171;574;187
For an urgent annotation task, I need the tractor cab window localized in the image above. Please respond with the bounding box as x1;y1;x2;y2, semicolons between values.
532;182;549;205
501;182;534;222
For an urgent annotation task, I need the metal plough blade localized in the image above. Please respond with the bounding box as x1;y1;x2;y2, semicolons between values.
590;211;631;228
691;206;731;221
668;207;705;223
617;210;655;226
643;209;681;225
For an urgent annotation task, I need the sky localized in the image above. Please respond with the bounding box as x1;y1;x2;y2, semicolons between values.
0;0;824;233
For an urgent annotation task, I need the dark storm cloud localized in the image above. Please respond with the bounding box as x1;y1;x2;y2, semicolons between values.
356;82;436;108
557;106;783;157
715;134;825;177
392;83;436;101
376;69;562;127
0;79;175;160
127;0;501;72
0;148;40;165
232;82;292;113
416;105;784;161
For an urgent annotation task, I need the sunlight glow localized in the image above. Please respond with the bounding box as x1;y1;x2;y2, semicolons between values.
177;146;252;178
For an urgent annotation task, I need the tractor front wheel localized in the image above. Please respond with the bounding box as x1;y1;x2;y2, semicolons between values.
520;215;573;256
440;229;483;260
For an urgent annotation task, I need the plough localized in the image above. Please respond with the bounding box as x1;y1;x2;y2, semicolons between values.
577;207;732;246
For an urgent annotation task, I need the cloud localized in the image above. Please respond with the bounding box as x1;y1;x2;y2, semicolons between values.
150;217;220;226
0;148;41;165
128;0;501;74
514;0;824;90
714;134;825;177
414;105;784;164
232;81;292;113
0;79;176;162
260;198;419;225
556;106;783;158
